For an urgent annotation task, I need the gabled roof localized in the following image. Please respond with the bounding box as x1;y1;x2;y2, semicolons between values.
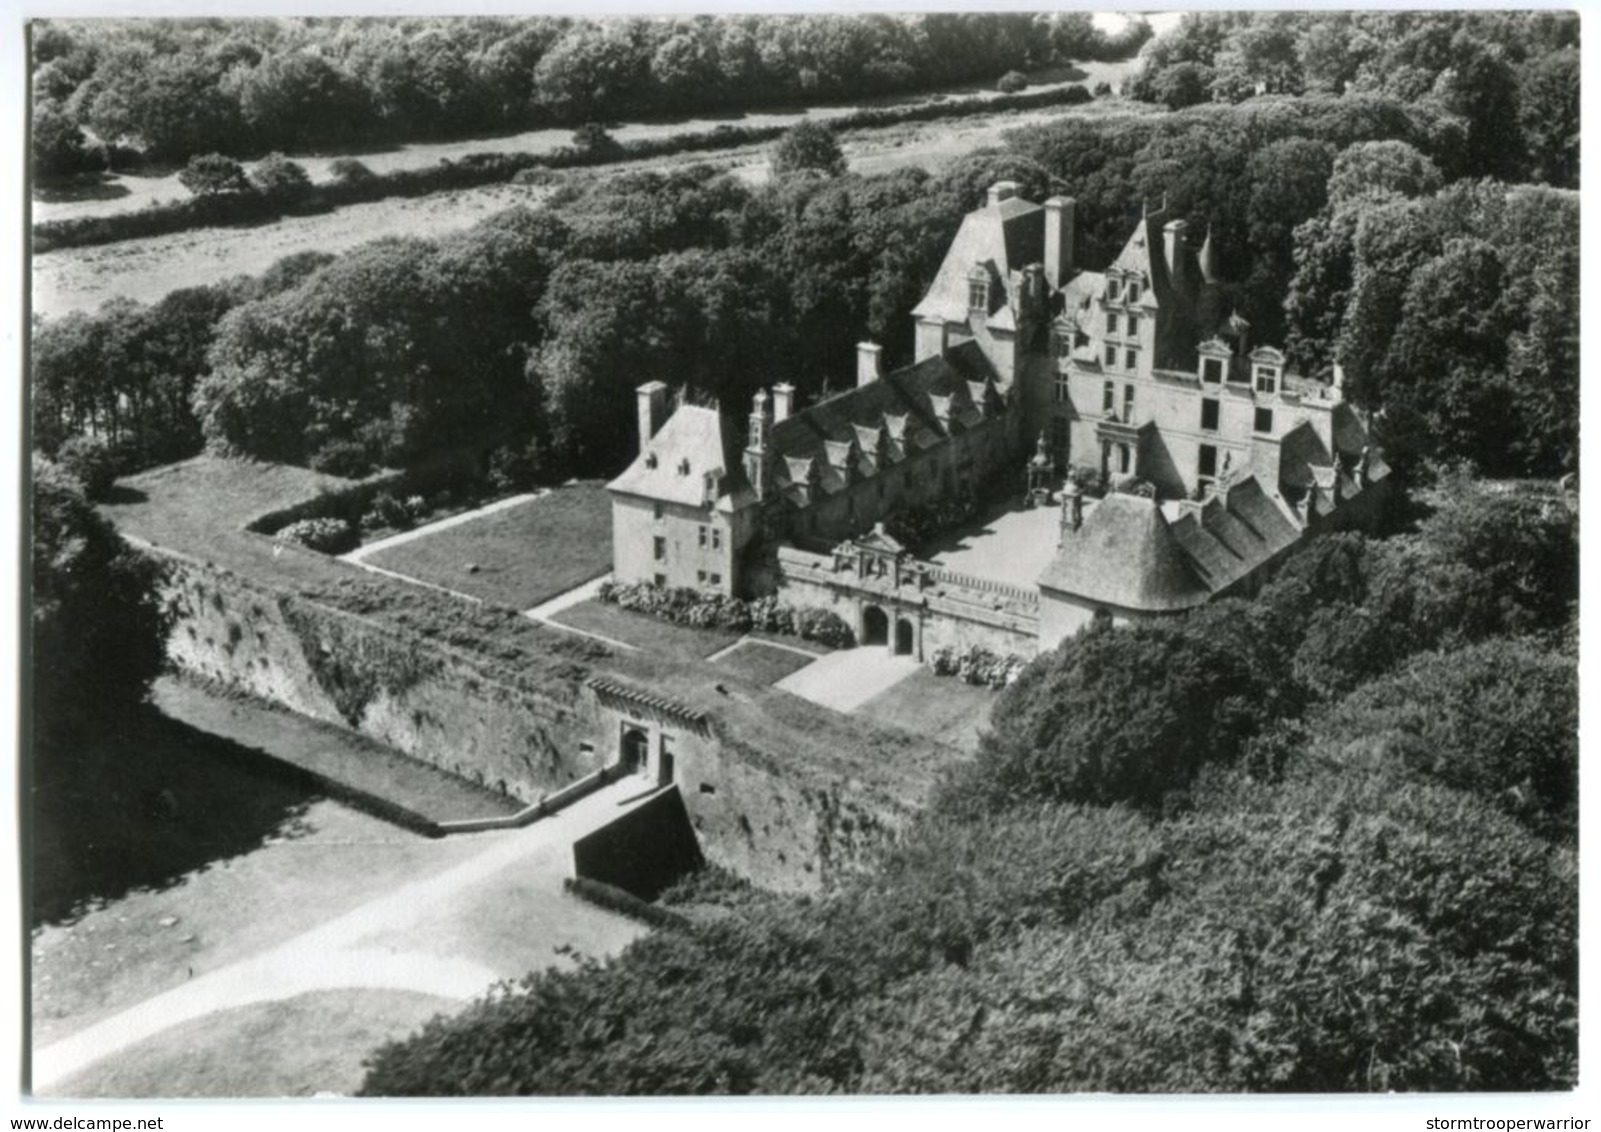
607;405;755;510
1038;493;1210;612
912;195;1047;325
767;341;1002;510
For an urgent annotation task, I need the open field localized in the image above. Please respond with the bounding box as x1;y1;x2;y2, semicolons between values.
35;97;1156;319
854;668;996;755
550;599;743;660
33;58;1144;226
362;484;612;611
709;638;821;686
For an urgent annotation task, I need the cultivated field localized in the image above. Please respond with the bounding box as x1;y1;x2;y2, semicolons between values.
361;484;612;611
33;94;1154;319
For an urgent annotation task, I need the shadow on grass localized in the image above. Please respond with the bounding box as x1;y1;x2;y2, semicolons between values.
32;175;132;204
29;706;323;929
101;484;149;506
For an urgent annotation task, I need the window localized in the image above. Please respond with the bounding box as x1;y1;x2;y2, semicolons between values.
654;573;667;587
1106;310;1119;335
1127;313;1140;338
1125;348;1138;372
1202;357;1225;384
1127;280;1142;303
1198;444;1218;480
653;536;667;562
1104;343;1118;368
696;570;706;584
968;277;989;311
1118;444;1131;474
1055;374;1071;403
709;573;722;586
1108;277;1122;301
1056;330;1074;359
1049;417;1069;460
712;527;722;550
1102;380;1115;414
1201;398;1220;431
653;502;664;520
1076;330;1090;349
1123;383;1135;419
748;417;761;447
1254;407;1274;434
1255;366;1278;395
698;525;708;548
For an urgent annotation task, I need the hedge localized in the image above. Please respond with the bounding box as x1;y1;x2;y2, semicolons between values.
597;580;854;649
34;84;1094;254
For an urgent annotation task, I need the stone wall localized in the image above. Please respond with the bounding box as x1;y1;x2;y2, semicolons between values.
154;547;924;893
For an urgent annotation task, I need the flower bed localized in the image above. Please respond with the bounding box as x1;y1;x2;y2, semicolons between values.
597;581;854;650
931;644;1027;689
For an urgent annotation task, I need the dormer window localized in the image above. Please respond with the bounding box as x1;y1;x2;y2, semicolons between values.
677;458;691;476
967;266;990;313
1254;365;1278;395
1201;357;1225;384
1128;280;1142;303
645;452;659;469
1108;277;1123;301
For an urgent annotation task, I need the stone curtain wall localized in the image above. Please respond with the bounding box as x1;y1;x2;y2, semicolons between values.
155;548;913;892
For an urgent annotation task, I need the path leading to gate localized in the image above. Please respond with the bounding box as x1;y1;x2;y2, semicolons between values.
32;778;655;1095
775;647;921;713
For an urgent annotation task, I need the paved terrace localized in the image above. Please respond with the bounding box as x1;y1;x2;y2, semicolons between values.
920;496;1069;591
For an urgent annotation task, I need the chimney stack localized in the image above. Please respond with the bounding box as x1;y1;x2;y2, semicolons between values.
1044;195;1076;289
772;383;795;422
857;341;883;387
1163;219;1189;297
987;180;1020;207
636;381;668;452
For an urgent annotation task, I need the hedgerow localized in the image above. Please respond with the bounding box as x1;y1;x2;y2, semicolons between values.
597;580;853;649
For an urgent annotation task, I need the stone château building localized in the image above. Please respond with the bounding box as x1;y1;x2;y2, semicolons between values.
607;182;1388;655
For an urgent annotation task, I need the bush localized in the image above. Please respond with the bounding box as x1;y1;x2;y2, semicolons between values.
308;439;375;479
328;157;377;184
364;490;422;533
771;119;847;177
178;153;253;197
250;152;313;206
794;607;853;649
932;644;1025;688
997;70;1029;94
54;434;118;500
276;517;358;555
597;582;850;648
1093;81;1114;98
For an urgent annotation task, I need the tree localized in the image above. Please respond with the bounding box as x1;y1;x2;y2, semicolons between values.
31;457;169;740
771;119;846;178
1518;47;1578;187
31;100;99;178
249;152;313;206
178;153;252;197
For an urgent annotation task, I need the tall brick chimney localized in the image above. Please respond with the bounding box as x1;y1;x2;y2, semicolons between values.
1044;195;1076;289
636;381;668;451
987;180;1020;207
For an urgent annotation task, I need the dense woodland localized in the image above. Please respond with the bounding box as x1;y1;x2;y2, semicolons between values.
29;13;1580;1093
31;14;1149;174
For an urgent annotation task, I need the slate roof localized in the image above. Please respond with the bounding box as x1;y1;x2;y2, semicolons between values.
1167;475;1301;593
1038;493;1210;612
767;340;1003;510
607;405;756;512
912;195;1047;326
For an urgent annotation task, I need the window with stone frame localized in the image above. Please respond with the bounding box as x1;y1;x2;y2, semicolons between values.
1254;365;1278;394
1125;347;1138;371
1106;310;1119;335
653;536;667;561
1104;343;1118;368
1049;417;1069;461
1201;398;1220;431
968;276;989;311
1102;380;1115;414
1054;373;1071;403
1123;383;1135;419
1202;356;1225;384
1198;444;1218;481
1254;407;1274;434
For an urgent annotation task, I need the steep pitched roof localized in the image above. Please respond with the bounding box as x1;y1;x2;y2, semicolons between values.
766;341;1002;509
912;195;1046;325
607;405;754;510
1037;493;1210;612
1166;475;1302;595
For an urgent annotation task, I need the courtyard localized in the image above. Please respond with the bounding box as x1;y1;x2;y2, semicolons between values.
919;494;1068;590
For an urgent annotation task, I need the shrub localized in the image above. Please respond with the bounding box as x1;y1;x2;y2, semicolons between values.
178;153;253;197
997;70;1029;94
250;152;313;206
276;517;358;555
1093;81;1114;98
328;157;377;184
771;119;846;177
308;439;375;479
794;607;854;649
54;434;118;500
365;490;421;533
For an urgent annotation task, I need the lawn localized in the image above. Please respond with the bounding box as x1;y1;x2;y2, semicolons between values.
363;484;612;610
855;667;997;754
550;599;742;660
711;638;820;686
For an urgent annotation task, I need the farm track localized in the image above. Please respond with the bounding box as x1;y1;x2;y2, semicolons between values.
31;96;1148;320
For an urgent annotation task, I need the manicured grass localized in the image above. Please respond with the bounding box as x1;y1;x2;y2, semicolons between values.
364;485;611;610
711;638;820;686
855;667;997;754
550;599;742;660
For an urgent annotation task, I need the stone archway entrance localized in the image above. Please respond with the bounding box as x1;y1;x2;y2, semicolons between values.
620;726;649;774
862;605;889;647
894;618;915;656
